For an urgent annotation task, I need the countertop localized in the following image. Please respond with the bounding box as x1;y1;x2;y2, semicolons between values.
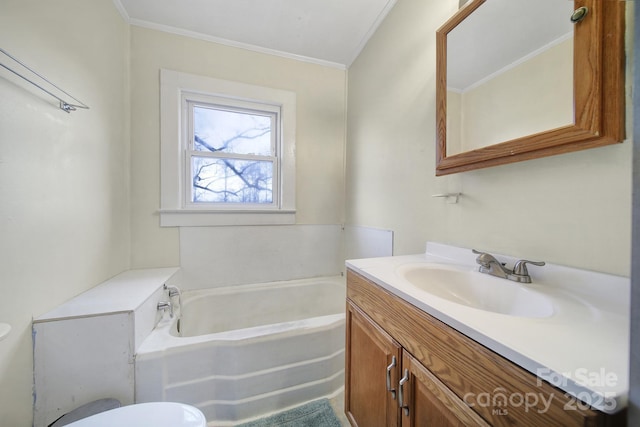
346;242;629;414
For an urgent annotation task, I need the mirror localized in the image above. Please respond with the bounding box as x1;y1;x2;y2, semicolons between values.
436;0;625;175
446;0;575;155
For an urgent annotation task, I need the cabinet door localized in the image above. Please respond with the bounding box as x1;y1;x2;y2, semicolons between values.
400;352;490;427
346;301;402;427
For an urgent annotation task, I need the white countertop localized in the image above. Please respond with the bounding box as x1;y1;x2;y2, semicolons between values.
35;268;180;322
346;242;629;414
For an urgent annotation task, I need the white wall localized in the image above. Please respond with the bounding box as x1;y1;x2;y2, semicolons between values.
346;0;633;277
129;27;347;270
0;1;130;425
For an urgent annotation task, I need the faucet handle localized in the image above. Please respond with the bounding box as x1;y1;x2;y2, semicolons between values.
513;259;545;276
472;249;489;265
157;301;174;318
472;249;501;266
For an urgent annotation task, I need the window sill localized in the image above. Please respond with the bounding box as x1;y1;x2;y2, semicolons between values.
159;209;296;227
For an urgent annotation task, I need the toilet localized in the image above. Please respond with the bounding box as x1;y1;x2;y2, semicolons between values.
63;402;207;427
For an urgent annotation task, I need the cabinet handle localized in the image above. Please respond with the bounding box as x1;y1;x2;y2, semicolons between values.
386;356;397;399
398;368;410;416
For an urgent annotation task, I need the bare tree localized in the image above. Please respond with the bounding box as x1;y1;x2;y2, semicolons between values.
192;122;273;203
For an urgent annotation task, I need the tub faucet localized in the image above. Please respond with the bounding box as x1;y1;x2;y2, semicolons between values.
164;285;182;319
472;249;545;284
157;301;173;318
165;285;181;299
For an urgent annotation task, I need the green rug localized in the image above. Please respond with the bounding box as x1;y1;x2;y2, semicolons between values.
237;399;342;427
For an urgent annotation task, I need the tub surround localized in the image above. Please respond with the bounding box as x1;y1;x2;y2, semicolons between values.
32;268;179;427
344;225;393;260
178;225;345;289
346;242;630;414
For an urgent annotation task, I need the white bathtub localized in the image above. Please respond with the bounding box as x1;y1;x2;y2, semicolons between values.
135;275;346;425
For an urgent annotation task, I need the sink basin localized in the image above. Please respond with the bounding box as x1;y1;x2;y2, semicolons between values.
396;263;554;318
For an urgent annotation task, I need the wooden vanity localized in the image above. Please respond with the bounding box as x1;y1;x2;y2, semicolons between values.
344;269;626;427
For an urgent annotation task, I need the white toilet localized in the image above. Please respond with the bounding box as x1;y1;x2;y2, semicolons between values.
64;402;207;427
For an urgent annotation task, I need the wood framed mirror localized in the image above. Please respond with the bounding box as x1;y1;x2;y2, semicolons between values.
436;0;625;175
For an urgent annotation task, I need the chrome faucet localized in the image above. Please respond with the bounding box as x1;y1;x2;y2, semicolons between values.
472;249;545;283
157;301;173;318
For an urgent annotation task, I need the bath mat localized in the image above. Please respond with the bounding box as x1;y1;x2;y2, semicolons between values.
237;399;342;427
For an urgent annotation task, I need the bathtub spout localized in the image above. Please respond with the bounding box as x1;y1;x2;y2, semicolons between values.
157;301;173;318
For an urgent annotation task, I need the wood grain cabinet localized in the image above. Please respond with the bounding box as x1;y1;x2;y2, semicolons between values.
344;269;625;427
345;302;401;427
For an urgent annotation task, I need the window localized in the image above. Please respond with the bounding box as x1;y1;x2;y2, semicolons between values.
160;70;296;226
186;95;278;206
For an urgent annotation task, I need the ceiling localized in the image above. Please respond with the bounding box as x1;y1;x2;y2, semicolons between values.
113;0;397;68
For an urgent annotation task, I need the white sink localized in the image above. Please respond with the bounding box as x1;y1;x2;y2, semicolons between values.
396;263;554;318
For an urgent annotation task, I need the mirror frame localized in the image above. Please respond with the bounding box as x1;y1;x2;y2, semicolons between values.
436;0;625;175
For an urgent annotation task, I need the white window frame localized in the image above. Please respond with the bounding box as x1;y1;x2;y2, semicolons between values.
160;69;296;226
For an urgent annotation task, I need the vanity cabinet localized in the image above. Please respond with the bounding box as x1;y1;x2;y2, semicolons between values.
344;269;625;427
345;302;401;426
399;350;490;427
346;301;488;427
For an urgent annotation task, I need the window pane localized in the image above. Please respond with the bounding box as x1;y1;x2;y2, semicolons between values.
191;157;273;204
193;106;273;155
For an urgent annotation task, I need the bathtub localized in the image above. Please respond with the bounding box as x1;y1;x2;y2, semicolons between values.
135;275;346;425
